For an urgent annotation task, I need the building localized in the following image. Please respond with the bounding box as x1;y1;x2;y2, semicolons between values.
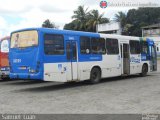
142;23;160;37
97;22;122;35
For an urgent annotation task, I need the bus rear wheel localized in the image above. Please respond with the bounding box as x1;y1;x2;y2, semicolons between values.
90;67;101;84
140;64;148;77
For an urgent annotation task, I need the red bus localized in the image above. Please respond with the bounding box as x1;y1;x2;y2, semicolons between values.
0;36;10;79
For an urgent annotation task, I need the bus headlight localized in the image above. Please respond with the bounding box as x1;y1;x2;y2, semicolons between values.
1;68;6;71
0;67;9;71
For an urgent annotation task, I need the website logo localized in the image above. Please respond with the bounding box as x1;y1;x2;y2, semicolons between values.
100;1;107;8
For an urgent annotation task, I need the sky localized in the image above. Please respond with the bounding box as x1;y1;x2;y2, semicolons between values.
0;0;159;38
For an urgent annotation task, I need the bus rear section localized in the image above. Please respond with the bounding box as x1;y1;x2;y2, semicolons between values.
0;36;10;79
9;28;103;82
9;30;43;80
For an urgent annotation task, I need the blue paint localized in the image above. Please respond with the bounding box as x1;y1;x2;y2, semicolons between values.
9;28;101;80
9;28;156;80
58;64;62;70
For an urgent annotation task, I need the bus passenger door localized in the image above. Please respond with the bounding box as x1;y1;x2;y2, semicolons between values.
66;41;78;81
121;44;130;75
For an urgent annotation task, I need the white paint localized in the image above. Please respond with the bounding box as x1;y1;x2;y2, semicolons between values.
43;34;152;82
98;22;122;35
44;63;67;82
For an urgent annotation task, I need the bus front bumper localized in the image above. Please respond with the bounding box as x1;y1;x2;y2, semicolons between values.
0;71;10;78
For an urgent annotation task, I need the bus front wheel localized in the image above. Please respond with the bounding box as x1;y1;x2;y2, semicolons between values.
90;67;101;84
140;64;148;77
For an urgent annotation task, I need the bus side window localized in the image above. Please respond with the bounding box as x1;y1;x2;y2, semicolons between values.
80;36;91;54
130;40;140;54
106;38;119;55
140;41;148;54
44;34;64;55
1;40;9;53
91;37;106;54
66;43;71;60
121;45;122;58
72;42;77;60
99;38;106;54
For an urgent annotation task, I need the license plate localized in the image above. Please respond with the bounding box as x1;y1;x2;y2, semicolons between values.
20;66;27;70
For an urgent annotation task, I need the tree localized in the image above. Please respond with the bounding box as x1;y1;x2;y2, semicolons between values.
115;12;126;23
126;7;160;36
71;5;89;31
63;20;80;30
64;5;109;32
42;19;58;28
114;8;160;36
114;11;127;34
86;10;109;32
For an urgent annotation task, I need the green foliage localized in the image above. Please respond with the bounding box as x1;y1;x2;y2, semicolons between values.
86;10;109;32
116;7;160;36
115;11;126;27
64;5;109;32
42;19;58;28
114;11;128;35
127;8;160;36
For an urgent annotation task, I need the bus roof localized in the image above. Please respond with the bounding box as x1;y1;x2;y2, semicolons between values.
10;28;154;43
100;34;139;40
11;28;141;38
11;28;100;37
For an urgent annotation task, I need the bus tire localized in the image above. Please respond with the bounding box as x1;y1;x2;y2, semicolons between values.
90;67;101;84
140;64;148;77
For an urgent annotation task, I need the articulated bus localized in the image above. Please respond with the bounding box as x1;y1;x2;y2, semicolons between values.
0;36;10;79
9;28;157;83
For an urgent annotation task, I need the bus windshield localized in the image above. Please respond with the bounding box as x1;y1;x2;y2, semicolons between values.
1;40;9;53
11;30;38;48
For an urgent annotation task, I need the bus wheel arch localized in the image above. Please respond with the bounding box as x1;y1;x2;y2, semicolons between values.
89;66;102;84
140;63;148;77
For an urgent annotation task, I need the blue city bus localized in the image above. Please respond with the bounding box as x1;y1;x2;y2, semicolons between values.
9;28;157;83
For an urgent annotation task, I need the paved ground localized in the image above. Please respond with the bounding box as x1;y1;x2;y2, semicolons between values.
0;61;160;114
